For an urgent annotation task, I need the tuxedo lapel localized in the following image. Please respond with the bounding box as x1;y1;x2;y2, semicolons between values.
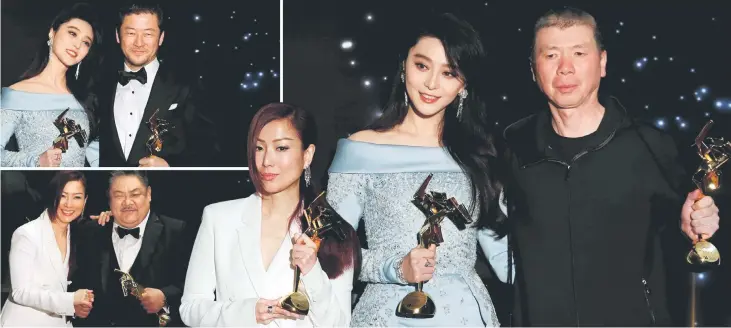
237;196;267;297
106;66;126;161
127;64;177;164
130;213;163;278
100;223;116;294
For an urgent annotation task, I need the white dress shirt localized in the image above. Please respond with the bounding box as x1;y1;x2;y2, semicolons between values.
114;58;160;160
111;212;150;273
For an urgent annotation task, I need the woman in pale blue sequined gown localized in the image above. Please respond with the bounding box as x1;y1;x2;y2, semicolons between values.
1;3;101;167
326;13;512;327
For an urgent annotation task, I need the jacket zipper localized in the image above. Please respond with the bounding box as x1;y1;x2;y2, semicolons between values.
518;130;618;325
642;278;657;325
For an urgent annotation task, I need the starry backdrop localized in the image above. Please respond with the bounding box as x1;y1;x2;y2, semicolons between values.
1;0;280;166
284;0;731;325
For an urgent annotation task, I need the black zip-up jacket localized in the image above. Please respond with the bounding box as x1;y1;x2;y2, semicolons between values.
503;96;689;326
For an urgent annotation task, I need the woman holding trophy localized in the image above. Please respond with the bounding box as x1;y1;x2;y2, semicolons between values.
326;13;511;326
180;103;359;327
1;3;101;167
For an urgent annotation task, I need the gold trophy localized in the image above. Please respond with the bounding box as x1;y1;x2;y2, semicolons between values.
280;192;347;316
687;120;728;327
52;108;88;152
395;174;473;318
687;120;726;266
115;269;171;326
145;108;174;155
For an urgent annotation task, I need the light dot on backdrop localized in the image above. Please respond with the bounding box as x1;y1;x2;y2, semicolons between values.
518;28;522;32
365;13;374;21
202;41;206;44
652;35;657;40
621;78;626;83
653;56;658;61
194;49;200;53
645;105;649;109
364;79;372;87
669;57;674;61
231;16;234;19
680;96;685;100
350;60;357;66
341;40;354;50
619;21;624;26
234;46;238;50
656;119;666;128
258;72;264;77
616;29;620;34
690;68;696;73
193;14;201;22
705;112;711;117
232;10;235;14
253;82;259;87
502;95;508;101
246;73;251;77
273;73;278;78
383;76;388;81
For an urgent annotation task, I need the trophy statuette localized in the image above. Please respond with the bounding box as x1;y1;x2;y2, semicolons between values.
145;108;174;155
114;269;171;326
52;108;88;153
280;192;347;316
395;174;473;318
687;120;727;266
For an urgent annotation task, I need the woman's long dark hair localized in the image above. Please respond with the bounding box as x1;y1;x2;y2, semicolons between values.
44;170;87;280
21;3;103;138
367;13;507;231
247;103;360;278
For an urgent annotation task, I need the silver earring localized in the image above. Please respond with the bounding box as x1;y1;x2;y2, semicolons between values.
75;62;81;80
457;89;468;120
304;166;311;187
404;91;409;108
47;39;52;58
400;72;405;83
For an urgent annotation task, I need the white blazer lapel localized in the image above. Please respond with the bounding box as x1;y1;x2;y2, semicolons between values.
236;195;267;297
39;212;66;290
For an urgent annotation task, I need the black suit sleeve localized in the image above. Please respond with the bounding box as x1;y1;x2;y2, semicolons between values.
160;219;193;326
165;81;220;167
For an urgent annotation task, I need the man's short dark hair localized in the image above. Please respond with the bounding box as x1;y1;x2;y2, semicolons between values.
118;3;164;32
531;6;604;64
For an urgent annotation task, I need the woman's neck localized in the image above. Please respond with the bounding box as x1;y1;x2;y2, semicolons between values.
51;217;70;237
36;56;70;93
260;184;302;227
396;106;444;145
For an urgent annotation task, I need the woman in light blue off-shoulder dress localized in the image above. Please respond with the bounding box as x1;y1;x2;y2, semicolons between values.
1;3;102;167
326;13;512;327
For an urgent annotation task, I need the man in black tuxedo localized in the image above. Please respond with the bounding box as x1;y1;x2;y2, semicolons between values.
70;171;190;326
98;3;218;167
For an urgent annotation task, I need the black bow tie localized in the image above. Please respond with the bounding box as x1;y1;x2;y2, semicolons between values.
116;226;140;239
118;67;148;86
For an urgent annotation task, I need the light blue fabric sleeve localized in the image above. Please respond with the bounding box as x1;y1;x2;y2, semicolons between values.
1;110;39;167
326;172;406;284
477;190;514;283
85;139;99;167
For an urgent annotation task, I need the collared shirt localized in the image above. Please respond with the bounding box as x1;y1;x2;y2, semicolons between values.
113;58;160;159
111;211;150;272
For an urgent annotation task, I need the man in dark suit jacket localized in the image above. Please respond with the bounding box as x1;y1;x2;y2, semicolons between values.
70;171;190;326
98;3;218;167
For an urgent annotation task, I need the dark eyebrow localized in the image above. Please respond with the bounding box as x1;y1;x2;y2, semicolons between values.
67;25;93;43
413;53;452;69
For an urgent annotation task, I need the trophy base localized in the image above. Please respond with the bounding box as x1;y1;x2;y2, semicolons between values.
395;291;436;318
280;292;310;316
158;312;171;326
687;240;721;267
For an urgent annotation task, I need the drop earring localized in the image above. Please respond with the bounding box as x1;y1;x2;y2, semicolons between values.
304;166;311;187
75;62;81;80
457;89;468;120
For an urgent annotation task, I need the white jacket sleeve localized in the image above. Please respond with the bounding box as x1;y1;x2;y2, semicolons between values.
477;190;514;283
179;207;258;326
9;228;75;316
301;261;353;326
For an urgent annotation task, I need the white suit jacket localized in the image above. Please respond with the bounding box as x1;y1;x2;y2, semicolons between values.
179;194;353;327
0;211;75;327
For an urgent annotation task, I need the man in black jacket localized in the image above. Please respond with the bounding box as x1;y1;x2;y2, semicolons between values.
70;171;190;326
503;7;721;326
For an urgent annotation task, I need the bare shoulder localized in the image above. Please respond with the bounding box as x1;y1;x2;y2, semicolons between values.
347;129;394;144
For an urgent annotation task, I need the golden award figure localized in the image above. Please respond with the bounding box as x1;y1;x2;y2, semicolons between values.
145;108;174;156
52;108;88;152
395;173;473;319
114;269;171;326
280;192;347;316
687;120;728;327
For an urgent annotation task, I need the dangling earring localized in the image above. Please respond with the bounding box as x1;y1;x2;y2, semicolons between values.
401;72;409;108
75;62;81;80
457;89;468;120
47;39;53;58
304;166;311;187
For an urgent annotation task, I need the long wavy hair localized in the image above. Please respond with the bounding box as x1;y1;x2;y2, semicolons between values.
21;3;103;138
367;13;507;231
247;103;361;278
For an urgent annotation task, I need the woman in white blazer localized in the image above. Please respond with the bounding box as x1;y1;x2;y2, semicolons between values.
0;171;94;326
180;103;360;327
